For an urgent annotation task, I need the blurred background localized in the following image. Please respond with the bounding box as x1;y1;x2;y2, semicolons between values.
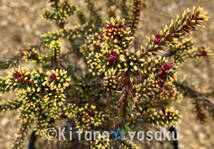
0;0;214;148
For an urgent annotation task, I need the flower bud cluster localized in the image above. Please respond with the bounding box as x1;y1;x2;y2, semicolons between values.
147;107;181;126
65;103;107;131
4;67;72;136
42;0;76;23
23;48;42;64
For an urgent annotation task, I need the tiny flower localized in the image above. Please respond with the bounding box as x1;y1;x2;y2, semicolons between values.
110;51;117;57
158;80;164;87
30;53;37;59
103;17;131;40
100;39;104;43
107;51;117;65
157;71;167;80
107;57;117;65
27;48;32;53
132;88;136;95
50;73;57;82
155;34;162;44
141;53;147;57
13;72;23;79
162;62;171;71
87;110;95;117
121;25;126;29
106;24;114;30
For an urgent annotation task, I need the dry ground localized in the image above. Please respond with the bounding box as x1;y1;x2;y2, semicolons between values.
0;0;214;148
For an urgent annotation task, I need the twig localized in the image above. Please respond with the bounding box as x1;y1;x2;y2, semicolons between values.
174;81;214;113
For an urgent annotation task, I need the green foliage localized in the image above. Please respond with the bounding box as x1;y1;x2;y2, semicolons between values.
48;40;62;60
42;0;76;27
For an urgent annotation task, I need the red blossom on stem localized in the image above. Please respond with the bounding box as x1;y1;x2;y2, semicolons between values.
13;72;23;79
100;39;104;43
106;24;114;30
50;73;57;82
157;71;168;80
30;53;37;59
107;51;117;65
155;34;162;44
162;62;171;71
27;49;32;53
158;80;164;87
121;25;126;29
87;110;95;117
132;88;136;95
157;62;171;86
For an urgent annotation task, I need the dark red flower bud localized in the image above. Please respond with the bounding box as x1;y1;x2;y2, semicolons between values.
30;53;37;59
148;48;153;52
50;73;57;82
162;62;171;71
144;65;149;68
27;49;32;53
141;53;147;57
106;24;114;30
158;80;164;87
87;110;95;117
13;72;23;79
157;71;167;80
107;56;117;65
121;25;126;29
132;88;136;95
155;34;162;44
100;39;104;43
110;51;117;57
107;51;117;65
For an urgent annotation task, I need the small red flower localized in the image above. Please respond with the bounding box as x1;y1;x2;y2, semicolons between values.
107;51;117;65
27;48;32;53
158;80;164;87
162;62;171;71
13;72;23;79
155;34;162;44
100;39;104;43
106;24;114;30
148;48;153;52
110;51;117;57
157;71;167;80
121;25;126;29
107;57;117;65
144;65;149;68
132;88;136;95
141;52;147;57
30;53;37;59
87;110;95;117
50;73;57;82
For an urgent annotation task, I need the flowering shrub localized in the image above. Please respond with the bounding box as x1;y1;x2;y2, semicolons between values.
0;0;213;149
